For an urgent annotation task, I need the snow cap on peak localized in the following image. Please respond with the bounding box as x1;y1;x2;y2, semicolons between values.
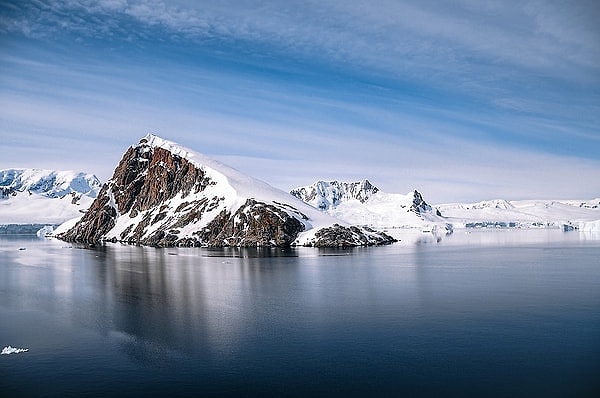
140;133;174;150
141;133;163;145
138;133;198;162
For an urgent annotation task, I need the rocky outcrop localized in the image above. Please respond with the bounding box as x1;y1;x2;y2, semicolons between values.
60;192;117;242
192;199;306;247
304;224;397;247
57;135;396;248
411;189;440;215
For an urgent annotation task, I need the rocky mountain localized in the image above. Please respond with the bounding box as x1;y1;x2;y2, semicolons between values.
291;180;450;235
56;134;396;247
0;168;101;224
290;180;379;210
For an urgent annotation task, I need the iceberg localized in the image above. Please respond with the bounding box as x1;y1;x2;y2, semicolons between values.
1;346;29;355
36;225;54;237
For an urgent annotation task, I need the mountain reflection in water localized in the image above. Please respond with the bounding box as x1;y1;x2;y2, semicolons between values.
1;231;599;397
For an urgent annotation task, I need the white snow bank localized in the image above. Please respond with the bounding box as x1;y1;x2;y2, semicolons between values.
1;346;29;355
52;216;83;235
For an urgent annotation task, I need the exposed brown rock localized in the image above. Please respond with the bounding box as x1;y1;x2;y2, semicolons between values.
57;191;116;242
195;199;305;247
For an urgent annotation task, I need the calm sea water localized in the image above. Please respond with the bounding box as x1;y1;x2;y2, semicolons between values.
1;230;599;397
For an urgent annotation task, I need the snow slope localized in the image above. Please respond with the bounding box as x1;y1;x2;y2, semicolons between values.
0;169;101;224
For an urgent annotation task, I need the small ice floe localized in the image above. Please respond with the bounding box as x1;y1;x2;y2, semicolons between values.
36;225;55;237
1;346;29;355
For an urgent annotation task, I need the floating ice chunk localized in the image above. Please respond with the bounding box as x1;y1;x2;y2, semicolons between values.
1;346;29;355
36;225;55;237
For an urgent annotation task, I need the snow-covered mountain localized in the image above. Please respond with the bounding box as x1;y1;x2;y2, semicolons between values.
0;168;101;224
291;180;450;235
290;180;380;210
437;198;600;231
291;180;600;234
56;134;395;247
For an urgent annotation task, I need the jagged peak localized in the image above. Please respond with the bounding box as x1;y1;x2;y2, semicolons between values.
138;133;200;164
411;189;433;213
290;179;380;210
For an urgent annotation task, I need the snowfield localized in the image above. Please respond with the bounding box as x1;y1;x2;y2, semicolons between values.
436;199;600;231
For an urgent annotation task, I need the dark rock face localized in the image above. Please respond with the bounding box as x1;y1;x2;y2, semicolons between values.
58;192;117;242
306;224;397;247
192;199;306;247
411;190;433;214
58;140;215;245
110;145;212;215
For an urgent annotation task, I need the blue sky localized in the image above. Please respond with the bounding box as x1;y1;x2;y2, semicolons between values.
1;0;599;203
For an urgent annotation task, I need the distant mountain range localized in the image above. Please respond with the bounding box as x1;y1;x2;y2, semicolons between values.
290;180;600;234
437;198;600;231
2;135;599;240
0;168;101;225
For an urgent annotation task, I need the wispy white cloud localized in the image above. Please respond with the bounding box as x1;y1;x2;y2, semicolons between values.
6;1;599;77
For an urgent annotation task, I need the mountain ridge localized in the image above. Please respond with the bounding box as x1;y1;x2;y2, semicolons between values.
291;179;450;235
0;168;101;224
56;134;396;247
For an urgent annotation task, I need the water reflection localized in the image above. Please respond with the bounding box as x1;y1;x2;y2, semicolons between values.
394;228;600;247
1;232;599;397
2;238;420;364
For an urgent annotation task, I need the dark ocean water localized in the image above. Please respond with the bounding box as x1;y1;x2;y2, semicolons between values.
1;230;599;397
